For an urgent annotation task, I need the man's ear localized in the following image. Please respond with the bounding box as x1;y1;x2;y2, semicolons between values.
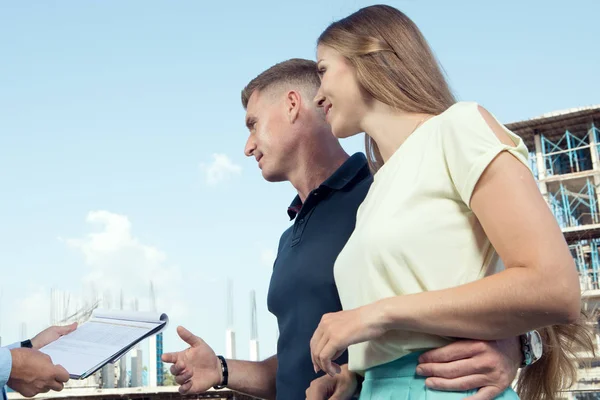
286;90;301;123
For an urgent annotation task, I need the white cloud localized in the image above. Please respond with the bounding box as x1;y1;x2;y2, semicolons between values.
200;153;242;186
260;248;276;269
62;210;187;321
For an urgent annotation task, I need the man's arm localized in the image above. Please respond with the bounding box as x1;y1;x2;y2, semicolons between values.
163;326;279;400
0;342;21;393
1;342;22;390
0;324;77;397
8;348;69;397
416;337;523;400
224;356;278;400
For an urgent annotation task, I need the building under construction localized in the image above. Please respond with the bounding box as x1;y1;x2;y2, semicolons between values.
506;105;600;397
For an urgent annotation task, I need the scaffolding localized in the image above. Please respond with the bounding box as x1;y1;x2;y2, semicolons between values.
507;107;600;289
571;240;600;291
540;127;596;176
537;125;600;229
156;333;164;386
506;107;600;396
548;179;599;229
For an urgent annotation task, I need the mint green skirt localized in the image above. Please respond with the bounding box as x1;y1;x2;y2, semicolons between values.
359;352;519;400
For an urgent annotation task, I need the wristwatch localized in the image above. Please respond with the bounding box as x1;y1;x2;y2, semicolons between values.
520;330;543;367
20;339;33;348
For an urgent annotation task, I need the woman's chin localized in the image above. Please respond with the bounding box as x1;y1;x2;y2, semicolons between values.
332;125;360;139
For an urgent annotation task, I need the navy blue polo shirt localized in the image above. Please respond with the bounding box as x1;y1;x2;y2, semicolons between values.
267;153;373;400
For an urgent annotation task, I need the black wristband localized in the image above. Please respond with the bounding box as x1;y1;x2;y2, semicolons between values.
20;339;33;348
213;355;229;389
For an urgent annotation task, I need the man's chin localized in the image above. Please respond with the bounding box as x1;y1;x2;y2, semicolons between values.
261;170;286;183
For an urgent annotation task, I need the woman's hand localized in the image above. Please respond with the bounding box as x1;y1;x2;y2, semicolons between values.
310;303;387;376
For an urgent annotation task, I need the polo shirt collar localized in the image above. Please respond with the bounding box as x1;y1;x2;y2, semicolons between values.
287;152;369;220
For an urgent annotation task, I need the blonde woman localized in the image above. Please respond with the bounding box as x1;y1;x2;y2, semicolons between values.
309;5;592;400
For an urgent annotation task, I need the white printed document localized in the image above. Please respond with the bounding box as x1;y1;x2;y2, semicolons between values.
40;309;169;379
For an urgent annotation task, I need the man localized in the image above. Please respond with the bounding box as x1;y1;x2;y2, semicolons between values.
162;59;526;400
1;323;76;398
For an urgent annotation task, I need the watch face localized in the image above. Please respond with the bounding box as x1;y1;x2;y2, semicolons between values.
531;331;543;358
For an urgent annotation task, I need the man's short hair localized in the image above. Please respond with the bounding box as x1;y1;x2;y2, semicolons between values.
241;58;320;109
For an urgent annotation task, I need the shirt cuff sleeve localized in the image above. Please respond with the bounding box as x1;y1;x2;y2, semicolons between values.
0;347;12;388
5;343;21;350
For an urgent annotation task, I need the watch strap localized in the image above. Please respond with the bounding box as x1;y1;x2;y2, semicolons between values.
520;330;542;367
520;332;532;367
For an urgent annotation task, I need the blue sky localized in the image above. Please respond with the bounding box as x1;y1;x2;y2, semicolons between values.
0;0;598;371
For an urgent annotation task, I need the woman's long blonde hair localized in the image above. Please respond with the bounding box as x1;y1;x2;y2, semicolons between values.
318;5;594;399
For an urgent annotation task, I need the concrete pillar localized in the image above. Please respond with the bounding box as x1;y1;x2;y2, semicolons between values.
148;336;157;387
249;339;260;362
534;134;550;204
226;329;236;359
130;349;143;387
118;357;127;388
101;363;115;388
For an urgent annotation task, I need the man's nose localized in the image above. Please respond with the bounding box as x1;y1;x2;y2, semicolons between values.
244;137;256;157
314;91;326;107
